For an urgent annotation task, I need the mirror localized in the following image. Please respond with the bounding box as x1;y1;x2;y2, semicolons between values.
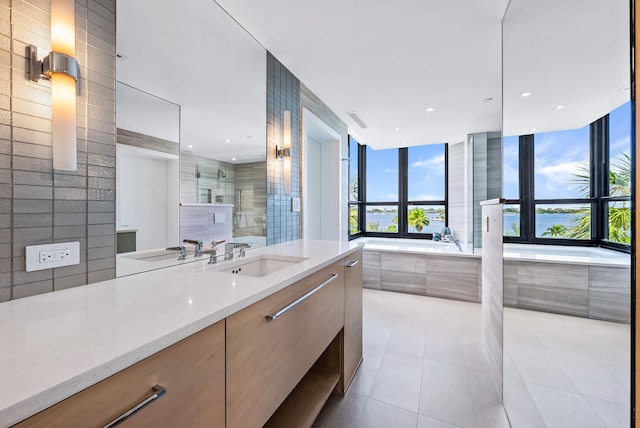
502;0;631;426
115;0;267;276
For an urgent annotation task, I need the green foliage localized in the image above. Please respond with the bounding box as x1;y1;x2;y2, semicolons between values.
542;224;568;238
408;208;430;232
366;221;380;232
386;215;398;233
349;206;359;234
504;222;520;237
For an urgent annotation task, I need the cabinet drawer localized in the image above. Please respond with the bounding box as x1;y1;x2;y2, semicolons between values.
226;261;345;428
14;320;225;428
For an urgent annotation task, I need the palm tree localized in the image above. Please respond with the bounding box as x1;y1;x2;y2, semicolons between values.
349;205;359;234
408;208;430;232
542;224;568;238
570;153;630;242
366;221;380;232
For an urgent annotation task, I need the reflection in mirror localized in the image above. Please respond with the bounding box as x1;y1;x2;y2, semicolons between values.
115;0;267;276
502;0;631;426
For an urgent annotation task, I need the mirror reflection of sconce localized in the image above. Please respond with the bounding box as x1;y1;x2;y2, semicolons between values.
276;110;292;194
28;0;78;171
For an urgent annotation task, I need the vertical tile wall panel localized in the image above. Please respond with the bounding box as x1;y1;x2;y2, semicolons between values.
2;0;116;300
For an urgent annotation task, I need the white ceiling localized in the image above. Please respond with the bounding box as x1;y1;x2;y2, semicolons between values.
116;0;630;158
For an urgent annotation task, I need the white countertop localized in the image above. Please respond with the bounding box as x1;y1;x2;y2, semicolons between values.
0;240;362;427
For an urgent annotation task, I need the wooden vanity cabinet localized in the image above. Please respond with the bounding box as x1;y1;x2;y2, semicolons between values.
226;260;346;428
13;320;226;428
343;248;363;390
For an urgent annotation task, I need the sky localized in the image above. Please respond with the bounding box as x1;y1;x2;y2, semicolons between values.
364;144;445;203
503;100;631;201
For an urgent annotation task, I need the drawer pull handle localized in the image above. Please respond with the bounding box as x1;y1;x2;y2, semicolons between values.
103;384;167;428
345;260;359;267
266;273;339;321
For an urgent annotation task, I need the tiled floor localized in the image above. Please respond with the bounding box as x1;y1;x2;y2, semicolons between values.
313;289;630;428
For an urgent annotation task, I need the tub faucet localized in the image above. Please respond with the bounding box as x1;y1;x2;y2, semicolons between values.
166;246;187;260
224;242;252;260
183;239;203;257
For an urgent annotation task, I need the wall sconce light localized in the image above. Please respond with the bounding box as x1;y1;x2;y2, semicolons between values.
276;110;292;194
28;0;78;171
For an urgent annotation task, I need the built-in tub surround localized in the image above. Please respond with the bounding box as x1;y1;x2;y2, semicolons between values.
358;237;482;303
359;238;630;323
0;239;362;427
503;244;631;323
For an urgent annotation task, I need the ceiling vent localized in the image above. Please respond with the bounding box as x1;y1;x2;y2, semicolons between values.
346;111;368;129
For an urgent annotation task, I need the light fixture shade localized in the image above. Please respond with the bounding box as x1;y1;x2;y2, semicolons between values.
51;0;77;170
51;73;77;170
283;110;291;194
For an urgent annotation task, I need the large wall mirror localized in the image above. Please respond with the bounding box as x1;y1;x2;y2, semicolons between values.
115;0;267;276
502;0;631;426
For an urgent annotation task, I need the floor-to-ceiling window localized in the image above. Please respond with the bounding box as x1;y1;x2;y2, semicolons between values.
503;101;631;252
348;141;448;239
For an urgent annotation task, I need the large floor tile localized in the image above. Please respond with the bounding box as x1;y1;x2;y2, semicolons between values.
585;396;630;428
419;359;476;427
507;343;579;393
424;327;467;368
467;368;510;427
417;415;459;428
313;389;367;428
369;349;423;412
358;398;419;428
388;321;427;357
550;349;629;405
526;383;606;428
348;344;385;397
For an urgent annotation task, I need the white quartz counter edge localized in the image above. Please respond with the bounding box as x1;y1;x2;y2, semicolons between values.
0;240;362;427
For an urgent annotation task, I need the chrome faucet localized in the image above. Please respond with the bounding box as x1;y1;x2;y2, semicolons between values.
224;242;252;260
166;246;187;260
200;240;226;264
183;239;203;257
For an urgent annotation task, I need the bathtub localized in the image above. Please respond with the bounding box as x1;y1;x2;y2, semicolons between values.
355;237;473;255
357;237;630;323
357;237;482;303
503;243;630;267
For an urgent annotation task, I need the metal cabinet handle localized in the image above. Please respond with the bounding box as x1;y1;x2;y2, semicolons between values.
103;384;167;428
345;260;359;267
266;274;339;321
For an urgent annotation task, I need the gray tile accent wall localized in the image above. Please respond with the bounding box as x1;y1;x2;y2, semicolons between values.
472;132;502;249
447;140;472;247
234;162;266;237
180;151;236;205
481;201;504;398
265;53;348;245
266;52;301;245
1;0;116;301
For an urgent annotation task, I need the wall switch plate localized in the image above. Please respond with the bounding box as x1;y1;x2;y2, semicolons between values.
26;242;80;272
214;213;226;223
291;197;301;212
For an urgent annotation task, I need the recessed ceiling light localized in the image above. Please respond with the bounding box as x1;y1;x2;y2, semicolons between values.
425;107;435;113
530;127;537;132
555;104;566;110
232;157;236;161
400;142;407;146
395;128;401;132
520;91;533;97
225;139;231;143
187;145;193;149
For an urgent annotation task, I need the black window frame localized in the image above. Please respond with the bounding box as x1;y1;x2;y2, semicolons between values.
348;140;449;240
504;112;631;253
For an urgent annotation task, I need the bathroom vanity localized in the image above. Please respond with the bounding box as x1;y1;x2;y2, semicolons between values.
0;240;363;428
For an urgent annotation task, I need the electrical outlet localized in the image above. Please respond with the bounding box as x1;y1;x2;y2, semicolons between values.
26;242;80;272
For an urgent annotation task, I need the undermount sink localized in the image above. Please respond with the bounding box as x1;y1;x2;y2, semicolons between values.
219;254;307;277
